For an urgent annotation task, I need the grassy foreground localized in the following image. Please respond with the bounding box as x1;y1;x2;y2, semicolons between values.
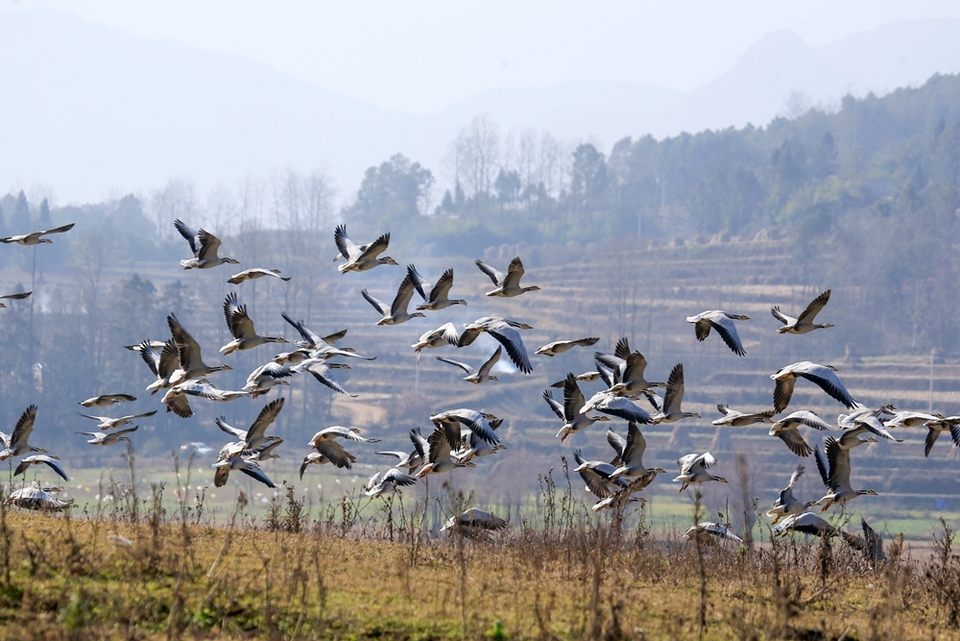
3;482;960;641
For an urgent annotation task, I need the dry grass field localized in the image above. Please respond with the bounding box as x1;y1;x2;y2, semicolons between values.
4;472;960;641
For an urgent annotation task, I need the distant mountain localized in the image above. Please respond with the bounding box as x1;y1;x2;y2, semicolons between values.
0;9;458;203
2;10;960;203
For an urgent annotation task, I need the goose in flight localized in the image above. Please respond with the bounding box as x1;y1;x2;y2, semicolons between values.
766;464;815;524
535;337;599;357
0;222;74;245
430;409;500;446
309;425;380;447
306;426;377;470
374;449;423;472
922;414;960;457
364;468;418;498
292;360;357;397
454;423;506;463
712;404;776;427
227;268;291;284
78;410;156;431
578;390;652;426
0;291;32;308
216;398;285;451
589;472;654;512
334;225;397;273
139;339;181;394
213;452;276;488
362;275;426;326
407;265;467;311
436;346;501;384
78;426;139;446
15;454;69;482
842;517;887;564
412;322;460;352
220;292;289;354
550;370;602;388
162;379;249;418
771;361;856;414
673;452;727;493
168;314;233;385
475;256;541;297
837;405;901;444
573;450;629;495
299;451;333;478
411;423;475;478
814;436;878;512
173;219;239;269
243;362;295;397
768;410;831;457
457;317;533;373
279;312;363;357
6;487;72;511
608;422;666;480
0;405;45;460
684;522;743;544
773;512;837;537
598;340;665;398
242;438;284;464
883;409;941;429
686;310;749;356
79;394;136;407
649;364;699;424
441;508;508;538
771;290;834;334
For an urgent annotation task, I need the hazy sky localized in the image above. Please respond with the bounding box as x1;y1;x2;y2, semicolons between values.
3;1;959;113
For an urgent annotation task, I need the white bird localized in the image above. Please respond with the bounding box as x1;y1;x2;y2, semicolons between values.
79;394;136;408
578;390;652;426
0;222;74;245
771;361;857;414
550;371;602;388
78;426;139;446
139;339;181;394
429;409;500;446
883;409;941;429
712;404;776;427
216;399;285;451
572;449;629;495
686;310;749;356
814;436;878;512
412;322;460;352
280;312;370;360
243;438;284;464
292;360;358;397
220;292;289;354
771;290;834;334
6;487;72;511
535;337;600;357
411;424;475;478
78;410;156;431
299;451;334;478
475;256;541;297
364;468;417;498
162;379;250;418
407;265;467;311
374;449;423;471
167;314;232;384
213;452;276;488
837;405;901;444
334;225;398;273
15;454;69;482
649;364;699;424
306;426;378;469
607;422;666;480
684;522;743;544
589;473;655;512
766;464;815;524
673;452;727;493
441;508;508;537
227;268;291;284
0;291;32;308
309;425;380;446
923;415;960;457
598;339;665;397
362;275;426;326
173;219;239;269
436;346;501;384
768;410;832;457
0;405;45;460
457;317;533;374
243;362;295;397
773;512;837;537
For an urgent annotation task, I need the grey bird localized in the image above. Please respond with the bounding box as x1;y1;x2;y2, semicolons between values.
78;426;139;446
334;225;398;273
0;223;74;245
407;265;467;311
771;290;834;335
220;293;289;354
174;219;239;269
475;256;541;297
772;361;856;414
814;437;878;512
686;310;750;356
766;464;816;524
15;454;69;482
436;345;501;384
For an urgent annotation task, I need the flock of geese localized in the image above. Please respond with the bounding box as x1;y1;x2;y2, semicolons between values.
0;220;952;549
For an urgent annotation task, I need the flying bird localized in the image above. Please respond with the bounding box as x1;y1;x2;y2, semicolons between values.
771;289;834;334
712;404;776;427
78;410;156;431
0;223;74;245
220;292;289;354
334;225;397;273
78;426;139;446
436;346;502;384
0;291;32;308
814;437;878;512
173;219;239;269
407;265;467;311
362;275;427;326
768;410;831;457
535;337;600;357
475;256;541;297
771;361;856;414
79;394;136;407
673;452;727;493
766;464;815;524
15;454;69;482
686;310;749;356
227;268;291;284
